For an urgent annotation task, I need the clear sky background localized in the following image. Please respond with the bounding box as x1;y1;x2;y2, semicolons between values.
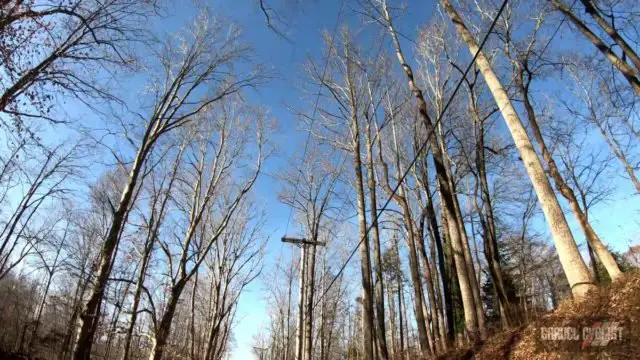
50;0;639;358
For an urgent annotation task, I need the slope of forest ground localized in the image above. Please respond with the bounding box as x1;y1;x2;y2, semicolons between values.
437;272;640;360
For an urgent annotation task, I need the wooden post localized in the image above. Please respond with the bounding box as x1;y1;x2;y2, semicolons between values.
281;237;325;360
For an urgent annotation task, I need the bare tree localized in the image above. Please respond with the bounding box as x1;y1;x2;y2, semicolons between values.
26;216;69;355
363;0;483;344
144;98;267;360
497;4;622;281
0;141;79;280
304;28;377;358
568;66;640;194
72;12;263;359
550;0;640;96
437;0;596;299
0;0;158;129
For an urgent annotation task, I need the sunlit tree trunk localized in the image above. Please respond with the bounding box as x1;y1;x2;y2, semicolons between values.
515;65;622;281
439;0;596;299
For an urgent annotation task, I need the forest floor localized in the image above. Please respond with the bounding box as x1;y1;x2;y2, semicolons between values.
437;272;640;360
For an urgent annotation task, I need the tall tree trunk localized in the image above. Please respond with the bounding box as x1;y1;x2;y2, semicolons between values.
472;109;515;328
122;238;154;360
440;0;596;298
516;67;622;281
351;110;375;360
73;140;151;360
149;282;186;360
551;0;640;96
380;1;481;341
365;124;390;360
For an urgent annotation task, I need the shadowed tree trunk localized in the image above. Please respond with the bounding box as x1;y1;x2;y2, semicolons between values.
578;0;640;73
377;0;481;342
551;0;640;96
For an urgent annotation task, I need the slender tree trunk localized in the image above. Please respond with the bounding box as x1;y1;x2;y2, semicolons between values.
380;1;481;341
551;0;640;96
149;283;185;360
73;140;151;360
440;0;596;298
365;125;389;360
516;68;622;281
351;114;375;360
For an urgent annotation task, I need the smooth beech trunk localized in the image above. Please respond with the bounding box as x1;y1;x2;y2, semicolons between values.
516;67;622;281
439;0;596;298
